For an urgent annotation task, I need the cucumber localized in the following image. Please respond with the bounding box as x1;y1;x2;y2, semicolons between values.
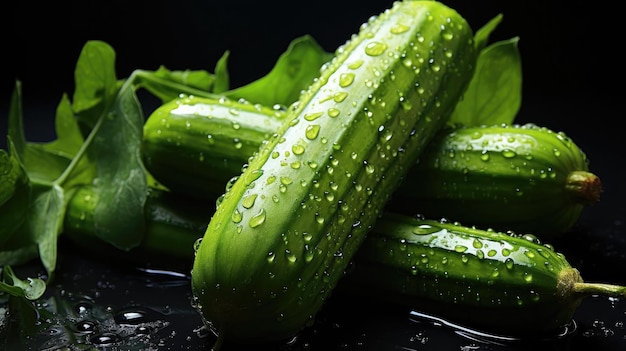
143;97;601;238
190;0;477;346
64;185;209;264
142;97;288;199
341;213;626;337
63;185;626;337
387;123;602;236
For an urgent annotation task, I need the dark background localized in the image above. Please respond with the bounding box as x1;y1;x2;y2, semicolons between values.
1;0;621;138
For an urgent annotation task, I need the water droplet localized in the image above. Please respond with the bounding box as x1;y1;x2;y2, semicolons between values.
74;320;97;334
412;224;440;235
454;245;468;253
441;28;454;40
306;124;321;140
245;169;264;185
399;96;412;111
242;194;258;209
303;232;313;243
333;92;348;102
292;144;305;155
231;209;243;223
328;107;340;118
267;251;276;263
285;249;297;263
339;72;355;87
390;23;410;34
90;333;122;346
193;238;202;252
304;112;323;121
502;149;516;158
365;41;387;56
249;209;266;228
348;60;364;69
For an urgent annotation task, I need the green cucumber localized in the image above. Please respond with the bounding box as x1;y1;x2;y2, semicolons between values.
388;123;602;236
142;97;288;199
63;185;626;337
64;185;209;264
191;0;477;346
143;97;601;238
341;213;626;337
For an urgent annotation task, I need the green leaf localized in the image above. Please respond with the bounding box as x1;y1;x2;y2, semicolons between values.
0;245;38;267
90;81;147;250
449;37;522;126
474;13;504;52
213;51;231;94
224;35;333;107
0;266;46;300
72;40;120;130
16;95;93;186
43;94;86;157
0;143;31;248
7;81;26;158
25;184;65;277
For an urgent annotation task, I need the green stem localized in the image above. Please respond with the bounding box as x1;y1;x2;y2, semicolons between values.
54;110;104;187
132;70;220;101
574;282;626;298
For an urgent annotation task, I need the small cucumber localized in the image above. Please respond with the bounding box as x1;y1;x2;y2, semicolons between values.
64;185;209;263
63;184;626;337
342;213;626;337
191;0;477;345
388;123;601;236
142;97;288;199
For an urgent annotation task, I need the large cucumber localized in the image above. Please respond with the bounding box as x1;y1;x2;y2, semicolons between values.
63;185;626;337
388;123;602;236
191;0;477;346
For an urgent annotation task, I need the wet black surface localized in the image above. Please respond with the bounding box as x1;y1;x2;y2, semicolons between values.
2;1;625;350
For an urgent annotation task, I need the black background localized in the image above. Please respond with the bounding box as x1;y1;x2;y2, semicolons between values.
1;0;621;134
2;1;625;350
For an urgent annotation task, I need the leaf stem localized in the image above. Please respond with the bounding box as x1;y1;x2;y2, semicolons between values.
54;112;104;187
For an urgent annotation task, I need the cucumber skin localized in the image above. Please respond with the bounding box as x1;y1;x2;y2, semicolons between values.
342;213;582;337
64;185;209;263
388;123;600;236
191;0;477;344
144;98;599;238
64;185;584;337
142;97;287;199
